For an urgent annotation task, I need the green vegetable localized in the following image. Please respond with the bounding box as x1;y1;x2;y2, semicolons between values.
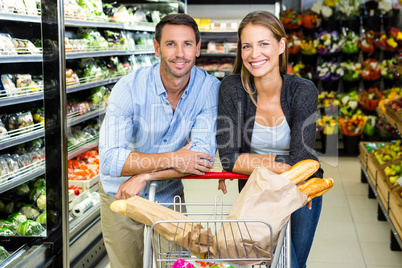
20;205;40;220
6;213;27;226
0;228;14;236
0;220;16;233
4;202;25;214
0;245;10;260
13;183;30;196
36;192;46;210
29;187;45;201
36;212;46;225
31;178;45;188
16;220;45;236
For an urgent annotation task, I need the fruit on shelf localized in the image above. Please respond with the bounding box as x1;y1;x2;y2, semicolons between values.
389;97;402;112
384;161;402;185
372;140;402;165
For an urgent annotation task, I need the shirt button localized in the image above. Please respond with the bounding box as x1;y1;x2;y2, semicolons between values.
163;139;167;142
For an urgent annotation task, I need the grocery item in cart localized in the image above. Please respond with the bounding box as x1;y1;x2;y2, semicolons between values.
110;196;215;255
0;34;17;55
216;167;308;265
0;74;18;97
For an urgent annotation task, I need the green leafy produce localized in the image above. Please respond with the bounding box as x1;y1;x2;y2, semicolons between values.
0;220;16;233
36;192;46;210
0;246;10;261
13;183;30;196
29;187;45;201
6;213;27;226
16;220;45;236
19;205;40;220
36;212;46;225
0;228;14;236
4;202;25;214
31;178;45;188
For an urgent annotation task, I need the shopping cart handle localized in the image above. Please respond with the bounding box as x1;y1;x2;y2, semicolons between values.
181;172;249;179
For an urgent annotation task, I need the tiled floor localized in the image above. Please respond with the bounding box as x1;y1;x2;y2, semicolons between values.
95;156;402;267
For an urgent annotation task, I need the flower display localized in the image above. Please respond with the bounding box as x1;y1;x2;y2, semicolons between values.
300;39;318;55
361;59;381;81
358;30;378;53
301;10;322;28
317;61;344;81
358;87;383;111
340;61;361;81
380;59;400;80
374;27;402;52
317;115;339;134
280;9;302;30
335;0;362;18
311;0;336;19
287;32;303;54
339;90;359;117
293;62;315;80
341;31;359;54
339;111;367;136
319;91;340;115
316;31;344;55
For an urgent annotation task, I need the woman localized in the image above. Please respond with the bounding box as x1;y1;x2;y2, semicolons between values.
216;10;323;268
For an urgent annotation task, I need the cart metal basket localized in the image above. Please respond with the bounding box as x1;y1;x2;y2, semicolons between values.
143;172;291;268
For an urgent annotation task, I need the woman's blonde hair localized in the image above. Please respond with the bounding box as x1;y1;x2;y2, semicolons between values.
233;10;288;105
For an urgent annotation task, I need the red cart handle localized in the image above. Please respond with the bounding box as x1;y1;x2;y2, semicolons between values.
181;172;249;180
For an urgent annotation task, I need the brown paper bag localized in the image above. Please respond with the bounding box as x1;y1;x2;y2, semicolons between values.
124;196;214;254
212;167;308;265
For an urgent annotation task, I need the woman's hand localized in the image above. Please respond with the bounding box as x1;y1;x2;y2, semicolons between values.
218;179;228;194
116;173;151;200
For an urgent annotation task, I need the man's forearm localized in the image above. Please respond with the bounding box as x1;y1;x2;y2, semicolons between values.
147;169;189;181
232;153;290;175
121;151;171;176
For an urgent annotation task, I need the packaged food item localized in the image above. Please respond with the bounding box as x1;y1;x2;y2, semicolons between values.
36;211;46;224
12;39;40;54
23;0;38;15
0;220;16;233
18;112;34;130
28;151;41;164
6;212;27;226
0;74;18;97
0;228;14;236
36;192;46;210
30;177;45;188
6;113;20;131
0;158;10;178
19;205;40;220
15;74;33;91
29;187;44;201
0;245;10;260
12;183;30;196
0;34;17;55
5;156;19;173
0;119;9;140
32;108;44;124
16;220;45;235
13;0;26;14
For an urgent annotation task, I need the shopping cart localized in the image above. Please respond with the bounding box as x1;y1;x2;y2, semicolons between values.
143;172;291;268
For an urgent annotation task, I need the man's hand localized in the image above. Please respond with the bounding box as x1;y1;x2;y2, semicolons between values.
170;143;214;175
116;173;151;200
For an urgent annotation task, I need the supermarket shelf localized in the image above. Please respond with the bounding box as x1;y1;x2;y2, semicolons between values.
360;160;402;249
0;55;42;63
0;162;45;194
200;53;236;57
65;19;155;32
69;202;100;238
68;140;99;160
0;93;43;107
0;128;44;151
0;13;40;23
67;78;120;94
67;109;106;128
65;49;154;59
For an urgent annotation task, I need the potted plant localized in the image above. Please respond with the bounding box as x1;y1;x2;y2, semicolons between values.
340;61;361;91
317;61;344;92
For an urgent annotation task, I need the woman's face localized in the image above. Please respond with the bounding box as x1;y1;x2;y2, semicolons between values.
240;23;285;79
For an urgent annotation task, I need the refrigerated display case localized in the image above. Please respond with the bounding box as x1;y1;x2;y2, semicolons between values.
0;0;184;267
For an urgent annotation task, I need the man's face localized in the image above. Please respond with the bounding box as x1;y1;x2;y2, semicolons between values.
154;24;201;79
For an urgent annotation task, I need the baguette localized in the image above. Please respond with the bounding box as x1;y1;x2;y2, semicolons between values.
110;199;127;216
298;178;334;201
280;159;320;185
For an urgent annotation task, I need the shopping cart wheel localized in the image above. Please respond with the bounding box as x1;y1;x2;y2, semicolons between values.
390;230;402;251
368;184;375;199
360;170;367;183
377;204;386;221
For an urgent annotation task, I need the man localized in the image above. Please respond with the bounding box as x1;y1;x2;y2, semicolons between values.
99;13;220;267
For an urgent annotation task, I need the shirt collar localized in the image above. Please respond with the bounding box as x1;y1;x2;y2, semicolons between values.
153;62;195;97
